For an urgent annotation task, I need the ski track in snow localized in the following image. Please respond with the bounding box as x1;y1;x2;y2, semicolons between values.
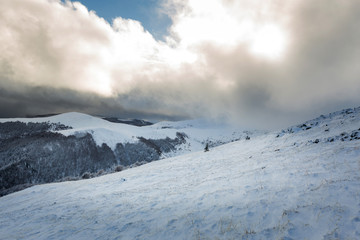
0;109;360;239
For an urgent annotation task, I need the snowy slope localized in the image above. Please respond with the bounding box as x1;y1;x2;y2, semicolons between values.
0;107;359;239
0;112;257;197
0;112;257;155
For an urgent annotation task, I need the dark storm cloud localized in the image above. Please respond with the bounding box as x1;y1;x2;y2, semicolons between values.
0;78;108;117
0;77;184;121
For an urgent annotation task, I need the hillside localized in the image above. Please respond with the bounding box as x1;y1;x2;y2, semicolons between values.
0;107;359;239
0;113;253;196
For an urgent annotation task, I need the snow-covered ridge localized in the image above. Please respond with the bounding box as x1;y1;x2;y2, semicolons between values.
0;112;257;196
0;106;359;239
1;112;150;148
277;106;360;141
0;112;255;153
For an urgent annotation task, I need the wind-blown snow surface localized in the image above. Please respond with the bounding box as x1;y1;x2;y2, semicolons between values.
0;108;360;239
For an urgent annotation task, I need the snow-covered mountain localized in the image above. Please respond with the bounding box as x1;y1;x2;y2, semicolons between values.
0;107;359;239
0;113;254;196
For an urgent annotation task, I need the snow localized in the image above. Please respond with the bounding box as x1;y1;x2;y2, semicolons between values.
0;113;151;148
0;108;359;239
0;112;253;153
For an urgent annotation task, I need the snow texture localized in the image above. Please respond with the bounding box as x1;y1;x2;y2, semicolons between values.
0;107;359;239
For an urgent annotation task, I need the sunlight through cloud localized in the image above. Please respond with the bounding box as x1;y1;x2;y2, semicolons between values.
249;24;288;60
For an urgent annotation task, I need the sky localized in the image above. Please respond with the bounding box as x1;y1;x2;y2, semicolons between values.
0;0;360;129
68;0;172;40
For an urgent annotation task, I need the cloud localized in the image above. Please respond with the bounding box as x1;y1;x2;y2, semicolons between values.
0;0;360;128
0;77;185;121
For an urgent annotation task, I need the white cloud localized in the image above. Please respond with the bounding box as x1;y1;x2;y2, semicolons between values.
1;0;360;128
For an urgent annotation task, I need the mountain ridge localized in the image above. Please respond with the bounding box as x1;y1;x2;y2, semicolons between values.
0;106;359;239
0;112;253;196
